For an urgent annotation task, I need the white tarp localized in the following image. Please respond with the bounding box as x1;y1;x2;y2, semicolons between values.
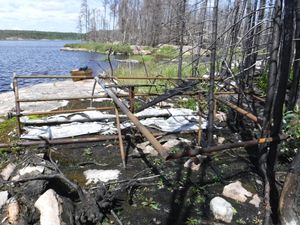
21;121;117;140
21;108;207;140
124;107;207;132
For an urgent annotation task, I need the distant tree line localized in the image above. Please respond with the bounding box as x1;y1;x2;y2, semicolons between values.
78;0;277;49
78;0;214;46
0;30;80;40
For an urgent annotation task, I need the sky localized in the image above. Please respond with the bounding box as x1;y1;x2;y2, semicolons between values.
0;0;100;32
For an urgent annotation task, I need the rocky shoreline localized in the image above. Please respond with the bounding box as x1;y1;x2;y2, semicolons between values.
0;79;104;116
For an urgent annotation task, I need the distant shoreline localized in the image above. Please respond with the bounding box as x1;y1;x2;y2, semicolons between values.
0;30;80;41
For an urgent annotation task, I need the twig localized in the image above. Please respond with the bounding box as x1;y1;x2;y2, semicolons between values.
110;209;123;225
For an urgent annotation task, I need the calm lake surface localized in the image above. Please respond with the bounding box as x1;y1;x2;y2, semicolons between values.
0;40;115;93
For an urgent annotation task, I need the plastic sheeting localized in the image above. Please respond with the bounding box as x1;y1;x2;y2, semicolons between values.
21;108;207;140
21;121;117;140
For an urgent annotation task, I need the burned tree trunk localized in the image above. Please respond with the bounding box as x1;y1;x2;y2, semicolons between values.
178;0;187;80
259;0;295;224
287;1;300;111
207;0;219;146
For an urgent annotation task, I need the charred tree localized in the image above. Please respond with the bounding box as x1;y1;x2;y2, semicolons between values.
287;1;300;111
207;0;219;146
259;0;295;224
178;0;187;80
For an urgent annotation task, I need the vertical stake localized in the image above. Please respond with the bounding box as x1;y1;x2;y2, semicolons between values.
114;106;126;168
13;73;22;136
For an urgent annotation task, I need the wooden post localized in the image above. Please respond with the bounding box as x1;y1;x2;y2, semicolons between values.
114;106;126;168
12;73;22;136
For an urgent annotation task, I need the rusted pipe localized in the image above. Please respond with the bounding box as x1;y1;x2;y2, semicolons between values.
18;91;235;103
0;135;121;148
166;135;287;160
95;77;169;159
15;75;91;79
0;132;166;149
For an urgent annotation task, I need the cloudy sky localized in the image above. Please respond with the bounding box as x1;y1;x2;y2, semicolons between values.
0;0;100;32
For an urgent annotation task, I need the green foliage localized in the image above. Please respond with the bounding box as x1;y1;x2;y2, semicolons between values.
283;107;300;140
64;42;133;55
154;45;178;58
185;218;201;225
258;70;268;94
27;115;48;120
178;97;198;110
141;197;160;210
0;30;80;40
0;118;17;143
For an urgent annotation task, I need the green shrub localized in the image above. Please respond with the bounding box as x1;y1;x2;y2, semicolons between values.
64;42;133;55
154;45;178;58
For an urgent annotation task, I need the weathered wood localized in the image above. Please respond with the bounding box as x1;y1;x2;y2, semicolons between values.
95;77;169;159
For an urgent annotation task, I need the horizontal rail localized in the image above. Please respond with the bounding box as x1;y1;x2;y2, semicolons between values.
14;106;115;117
0;132;165;149
14;75;88;79
14;75;219;81
166;135;287;160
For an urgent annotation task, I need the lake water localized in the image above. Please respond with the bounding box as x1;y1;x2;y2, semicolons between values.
0;40;116;93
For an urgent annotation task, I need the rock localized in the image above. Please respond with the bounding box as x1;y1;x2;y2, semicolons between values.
12;166;45;181
215;111;227;122
84;169;120;185
222;181;252;202
1;163;16;180
35;189;62;225
255;179;263;185
218;137;226;144
7;198;20;225
0;191;9;209
184;155;207;171
134;138;188;156
18;166;44;176
249;194;261;208
115;59;139;64
210;197;234;223
163;139;181;149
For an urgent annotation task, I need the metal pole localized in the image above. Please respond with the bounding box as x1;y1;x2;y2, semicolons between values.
95;77;169;159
